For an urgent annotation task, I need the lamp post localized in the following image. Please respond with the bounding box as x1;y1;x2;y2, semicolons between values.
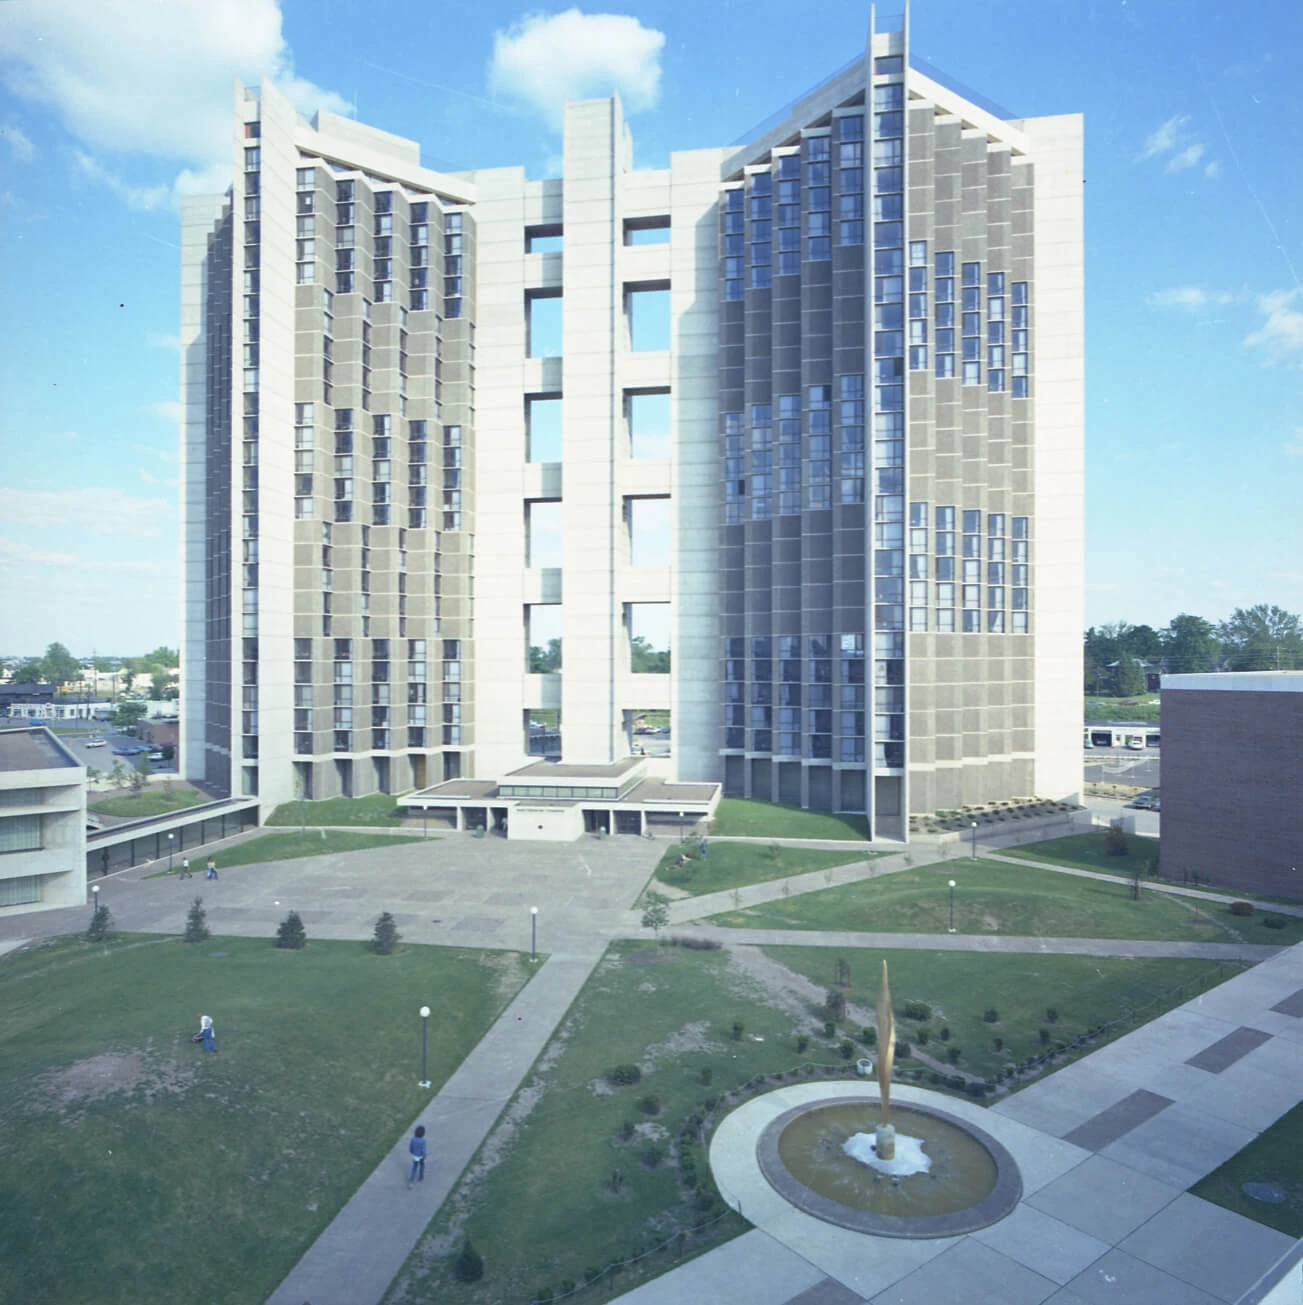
530;906;538;962
91;883;100;915
418;1005;431;1088
679;810;686;845
167;832;175;874
970;821;978;861
948;879;956;933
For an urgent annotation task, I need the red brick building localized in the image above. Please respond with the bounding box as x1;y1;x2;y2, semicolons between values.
1160;672;1303;900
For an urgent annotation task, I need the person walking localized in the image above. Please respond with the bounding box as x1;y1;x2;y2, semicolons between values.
198;1014;217;1053
206;856;218;880
407;1125;427;1188
179;858;192;880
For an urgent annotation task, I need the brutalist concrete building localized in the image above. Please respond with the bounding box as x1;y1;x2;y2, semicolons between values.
1160;673;1303;900
180;17;1083;839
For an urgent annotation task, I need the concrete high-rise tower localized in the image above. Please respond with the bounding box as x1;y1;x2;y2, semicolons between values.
181;17;1082;839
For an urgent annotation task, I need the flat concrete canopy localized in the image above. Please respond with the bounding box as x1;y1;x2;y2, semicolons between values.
0;727;79;772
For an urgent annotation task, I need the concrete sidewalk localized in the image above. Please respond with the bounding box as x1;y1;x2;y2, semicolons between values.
267;944;605;1305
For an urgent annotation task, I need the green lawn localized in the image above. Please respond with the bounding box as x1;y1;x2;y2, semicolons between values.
1084;698;1160;722
1191;1101;1303;1237
709;798;870;841
705;858;1303;946
767;945;1245;1085
653;842;870;898
0;933;532;1305
265;793;405;827
91;787;205;818
148;829;430;875
385;941;808;1305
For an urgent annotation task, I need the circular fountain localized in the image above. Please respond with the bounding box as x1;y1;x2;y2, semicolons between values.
756;1095;1021;1237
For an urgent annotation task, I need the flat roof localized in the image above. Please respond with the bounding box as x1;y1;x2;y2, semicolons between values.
1162;672;1303;694
402;775;720;808
0;727;80;772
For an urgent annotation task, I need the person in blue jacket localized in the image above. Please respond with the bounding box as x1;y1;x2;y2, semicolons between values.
408;1125;427;1188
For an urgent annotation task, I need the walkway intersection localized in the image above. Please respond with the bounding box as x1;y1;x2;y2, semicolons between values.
4;823;1301;1305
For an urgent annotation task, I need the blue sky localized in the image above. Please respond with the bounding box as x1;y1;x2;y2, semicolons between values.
0;0;1299;656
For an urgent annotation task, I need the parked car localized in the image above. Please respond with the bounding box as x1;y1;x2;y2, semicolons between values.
111;746;135;755
84;738;106;748
1126;795;1154;809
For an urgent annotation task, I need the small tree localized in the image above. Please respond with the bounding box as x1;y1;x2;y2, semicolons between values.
765;840;782;863
372;911;401;955
113;699;147;730
275;910;307;950
640;891;669;937
86;902;114;942
85;765;102;788
130;754;151;793
825;988;846;1021
109;760;130;790
183;896;210;943
1105;821;1128;856
452;1239;484;1284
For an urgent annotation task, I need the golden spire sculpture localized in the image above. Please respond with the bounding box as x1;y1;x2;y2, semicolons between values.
875;959;897;1158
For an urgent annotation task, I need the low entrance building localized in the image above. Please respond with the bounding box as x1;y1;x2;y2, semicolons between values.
398;758;720;841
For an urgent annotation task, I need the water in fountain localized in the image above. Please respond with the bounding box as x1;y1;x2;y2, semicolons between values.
843;1129;931;1177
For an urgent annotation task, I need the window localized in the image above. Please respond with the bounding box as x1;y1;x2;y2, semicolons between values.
628;389;670;459
526;292;562;358
628;603;670;673
526;394;562;462
526;500;562;567
526;604;562;672
624;216;670;245
627;284;670;350
525;224;563;252
627;496;671;566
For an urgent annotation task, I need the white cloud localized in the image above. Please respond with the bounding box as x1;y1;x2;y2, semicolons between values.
72;149;171;211
0;489;174;538
1284;429;1303;457
138;469;180;490
148;332;182;352
1204;160;1221;179
1165;143;1205;173
488;9;665;130
1244;290;1303;368
0;0;349;205
1148;286;1207;309
0;122;33;160
1138;114;1187;160
146;400;184;424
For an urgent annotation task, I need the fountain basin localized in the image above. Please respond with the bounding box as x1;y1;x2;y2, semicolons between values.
757;1096;1021;1238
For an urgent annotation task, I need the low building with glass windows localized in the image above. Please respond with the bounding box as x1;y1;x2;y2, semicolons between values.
0;727;87;915
181;14;1082;840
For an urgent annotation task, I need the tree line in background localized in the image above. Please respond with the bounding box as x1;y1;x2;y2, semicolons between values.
5;644;179;699
1085;605;1303;695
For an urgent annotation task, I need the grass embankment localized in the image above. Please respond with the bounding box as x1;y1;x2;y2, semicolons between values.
149;829;430;875
90;787;205;818
708;798;870;841
1192;1101;1303;1237
707;858;1303;945
1084;698;1161;722
265;793;405;827
767;944;1245;1086
0;934;532;1305
653;842;871;898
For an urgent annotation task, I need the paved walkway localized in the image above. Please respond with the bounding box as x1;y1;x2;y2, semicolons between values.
267;943;607;1305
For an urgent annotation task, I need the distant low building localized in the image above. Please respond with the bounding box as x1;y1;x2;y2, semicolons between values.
1160;672;1303;900
0;727;86;915
8;701;113;722
0;682;54;710
138;719;179;748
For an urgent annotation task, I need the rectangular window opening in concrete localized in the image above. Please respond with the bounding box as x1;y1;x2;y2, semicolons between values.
526;604;562;673
525;224;563;253
526;499;562;567
624;216;670;245
525;708;561;757
626;281;670;352
627;389;670;459
626;495;671;567
526;393;562;462
526;290;563;358
627;602;671;673
627;708;671;757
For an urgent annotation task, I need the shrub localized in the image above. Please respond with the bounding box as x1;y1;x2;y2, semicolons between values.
823;1020;836;1039
916;1029;930;1046
946;1046;961;1065
982;1008;999;1023
670;936;721;950
993;1036;1004;1052
825;989;846;1020
901;1000;932;1021
86;903;114;943
275;910;307;950
765;840;782;862
638;1093;661;1116
731;1019;745;1041
452;1240;484;1284
1229;900;1255;917
1046;1006;1059;1023
617;1119;635;1142
1104;822;1128;856
372;911;400;955
608;1168;625;1193
1263;916;1287;930
699;1066;713;1085
861;1026;877;1047
183;896;210;944
795;1034;809;1053
895;1039;911;1058
1039;1028;1051;1045
640;1143;666;1169
939;1025;951;1042
838;1039;854;1060
607;1064;642;1087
